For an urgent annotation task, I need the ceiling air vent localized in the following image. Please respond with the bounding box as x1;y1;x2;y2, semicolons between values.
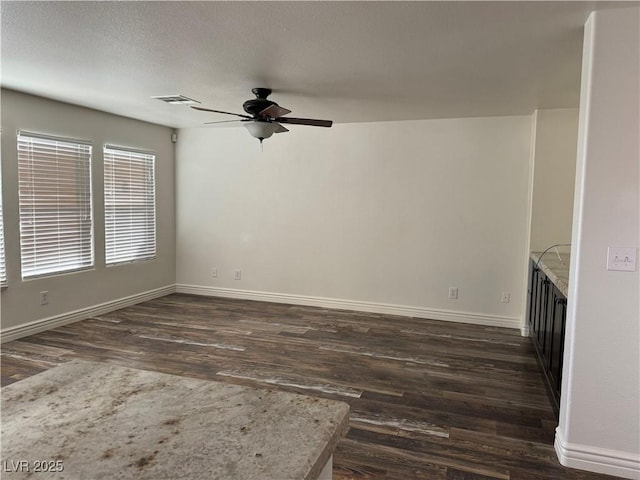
151;95;200;105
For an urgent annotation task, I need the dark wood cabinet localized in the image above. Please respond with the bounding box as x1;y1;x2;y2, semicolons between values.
549;288;567;395
527;259;567;416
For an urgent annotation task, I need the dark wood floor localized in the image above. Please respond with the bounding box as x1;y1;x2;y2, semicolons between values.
1;294;624;480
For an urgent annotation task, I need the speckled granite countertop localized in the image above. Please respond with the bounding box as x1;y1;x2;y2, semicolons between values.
1;360;349;480
531;251;571;297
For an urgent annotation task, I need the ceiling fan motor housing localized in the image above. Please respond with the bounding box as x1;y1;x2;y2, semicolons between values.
243;88;276;117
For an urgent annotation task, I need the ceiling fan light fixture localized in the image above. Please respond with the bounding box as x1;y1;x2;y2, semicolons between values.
244;121;279;141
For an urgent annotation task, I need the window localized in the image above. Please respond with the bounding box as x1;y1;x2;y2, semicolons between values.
18;131;93;279
104;146;156;265
1;142;7;287
0;201;6;287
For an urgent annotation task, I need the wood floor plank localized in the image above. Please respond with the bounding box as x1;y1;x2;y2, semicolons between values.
0;293;625;479
334;437;449;479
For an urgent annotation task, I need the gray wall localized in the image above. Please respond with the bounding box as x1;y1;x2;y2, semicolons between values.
1;89;176;335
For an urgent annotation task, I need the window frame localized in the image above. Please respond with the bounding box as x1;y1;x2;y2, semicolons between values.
17;131;94;280
103;145;157;266
0;197;6;288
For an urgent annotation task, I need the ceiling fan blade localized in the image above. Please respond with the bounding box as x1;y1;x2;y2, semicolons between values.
259;104;292;118
274;123;289;134
204;119;248;125
191;106;252;119
276;117;333;128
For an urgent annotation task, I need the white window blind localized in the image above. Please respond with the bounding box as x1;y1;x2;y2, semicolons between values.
0;202;6;287
0;140;5;287
18;132;93;279
104;146;156;265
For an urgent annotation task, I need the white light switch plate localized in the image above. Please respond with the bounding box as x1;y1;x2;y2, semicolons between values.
607;247;637;272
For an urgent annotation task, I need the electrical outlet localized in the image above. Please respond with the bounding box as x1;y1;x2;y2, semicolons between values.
448;287;458;299
235;270;242;280
501;292;511;303
211;267;217;278
40;291;49;306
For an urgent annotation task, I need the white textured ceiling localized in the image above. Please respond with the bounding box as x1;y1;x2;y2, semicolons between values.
0;1;633;128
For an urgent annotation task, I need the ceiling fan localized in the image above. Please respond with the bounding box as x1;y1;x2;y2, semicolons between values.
191;88;333;144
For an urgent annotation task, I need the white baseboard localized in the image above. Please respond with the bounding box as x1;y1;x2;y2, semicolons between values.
1;285;176;343
555;427;640;480
175;284;521;330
